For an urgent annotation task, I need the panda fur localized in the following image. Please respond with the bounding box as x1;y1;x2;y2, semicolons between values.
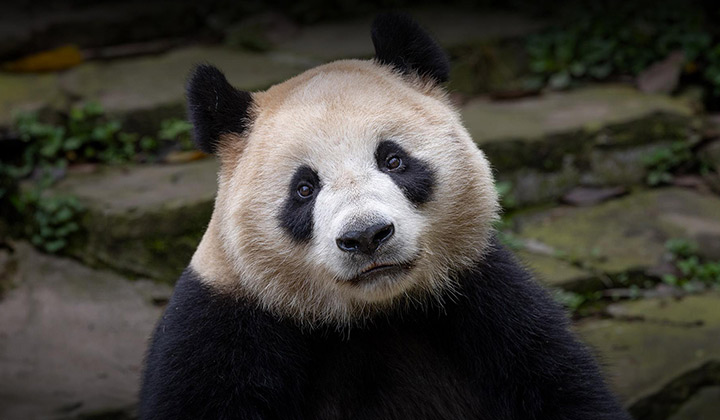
140;13;631;420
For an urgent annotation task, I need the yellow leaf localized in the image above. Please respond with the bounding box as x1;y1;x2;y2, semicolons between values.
3;45;84;73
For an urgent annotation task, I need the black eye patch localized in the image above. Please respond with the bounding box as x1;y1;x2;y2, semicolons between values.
375;140;435;205
279;165;321;242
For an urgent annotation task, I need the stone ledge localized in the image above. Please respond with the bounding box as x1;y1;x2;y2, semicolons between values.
463;86;698;205
0;241;170;420
274;9;544;61
51;159;219;282
576;293;720;416
514;188;720;291
57;47;315;133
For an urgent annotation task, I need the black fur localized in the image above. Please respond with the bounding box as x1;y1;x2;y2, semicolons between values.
140;238;631;420
279;165;322;242
376;140;435;205
186;65;253;154
371;12;450;83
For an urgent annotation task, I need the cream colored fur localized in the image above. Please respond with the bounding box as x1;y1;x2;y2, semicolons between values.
191;59;499;326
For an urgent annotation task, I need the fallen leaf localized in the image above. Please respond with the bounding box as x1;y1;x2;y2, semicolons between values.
3;45;84;73
164;150;207;164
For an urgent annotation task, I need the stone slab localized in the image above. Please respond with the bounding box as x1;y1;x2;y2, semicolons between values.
275;9;544;61
514;188;720;288
463;85;693;146
0;72;66;128
462;85;696;205
51;159;219;282
668;386;720;420
577;293;720;414
0;241;171;420
516;250;595;291
58;46;313;132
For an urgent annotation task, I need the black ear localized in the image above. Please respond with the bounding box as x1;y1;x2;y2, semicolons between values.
371;13;450;84
186;65;253;154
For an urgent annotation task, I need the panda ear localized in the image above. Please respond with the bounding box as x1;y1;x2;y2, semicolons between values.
186;65;253;154
371;12;450;84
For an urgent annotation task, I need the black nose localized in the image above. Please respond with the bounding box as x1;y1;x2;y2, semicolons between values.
336;223;395;254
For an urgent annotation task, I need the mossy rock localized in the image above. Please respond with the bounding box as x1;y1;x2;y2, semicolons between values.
464;85;694;146
577;293;720;417
516;250;596;291
699;140;720;170
0;242;170;419
460;86;697;206
58;46;313;133
50;159;219;283
274;9;544;61
497;164;581;206
0;72;66;128
667;386;720;420
513;188;720;276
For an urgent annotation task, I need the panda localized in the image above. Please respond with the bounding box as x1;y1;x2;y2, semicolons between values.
139;13;631;420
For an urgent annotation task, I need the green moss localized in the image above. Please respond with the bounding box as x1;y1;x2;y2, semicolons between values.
578;294;720;407
66;199;212;284
0;73;66;127
497;165;581;206
515;188;720;276
481;111;694;174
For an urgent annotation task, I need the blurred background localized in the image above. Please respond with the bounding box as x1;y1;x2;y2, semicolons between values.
1;0;719;419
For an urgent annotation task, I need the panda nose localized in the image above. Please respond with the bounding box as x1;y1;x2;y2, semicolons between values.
336;223;395;254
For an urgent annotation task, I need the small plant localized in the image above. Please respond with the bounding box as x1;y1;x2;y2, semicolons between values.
158;118;194;151
4;106;198;253
5;103;132;253
552;289;604;313
662;239;720;288
642;142;693;186
495;180;517;211
14;103;134;167
526;4;716;92
11;190;84;253
553;289;587;311
665;238;697;259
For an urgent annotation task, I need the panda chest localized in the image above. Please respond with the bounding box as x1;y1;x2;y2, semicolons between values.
302;328;485;420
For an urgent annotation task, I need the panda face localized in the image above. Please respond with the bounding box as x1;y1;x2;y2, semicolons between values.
283;136;432;302
192;60;499;325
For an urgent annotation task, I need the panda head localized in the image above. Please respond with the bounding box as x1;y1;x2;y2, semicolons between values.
189;13;499;326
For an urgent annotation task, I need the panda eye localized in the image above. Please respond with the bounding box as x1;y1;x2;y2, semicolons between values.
297;182;314;198
386;155;402;171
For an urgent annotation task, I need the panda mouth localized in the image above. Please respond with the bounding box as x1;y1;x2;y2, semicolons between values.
348;260;416;284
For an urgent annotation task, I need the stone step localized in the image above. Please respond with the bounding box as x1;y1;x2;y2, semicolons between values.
668;386;720;420
0;241;171;420
273;9;543;61
52;159;219;282
463;85;697;205
0;8;542;134
0;72;67;129
1;46;311;134
577;293;720;418
512;187;720;292
57;47;316;133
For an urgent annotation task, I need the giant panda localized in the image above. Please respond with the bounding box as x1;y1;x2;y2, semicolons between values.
140;13;631;420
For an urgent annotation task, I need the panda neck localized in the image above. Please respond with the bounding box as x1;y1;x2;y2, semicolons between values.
190;216;238;292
